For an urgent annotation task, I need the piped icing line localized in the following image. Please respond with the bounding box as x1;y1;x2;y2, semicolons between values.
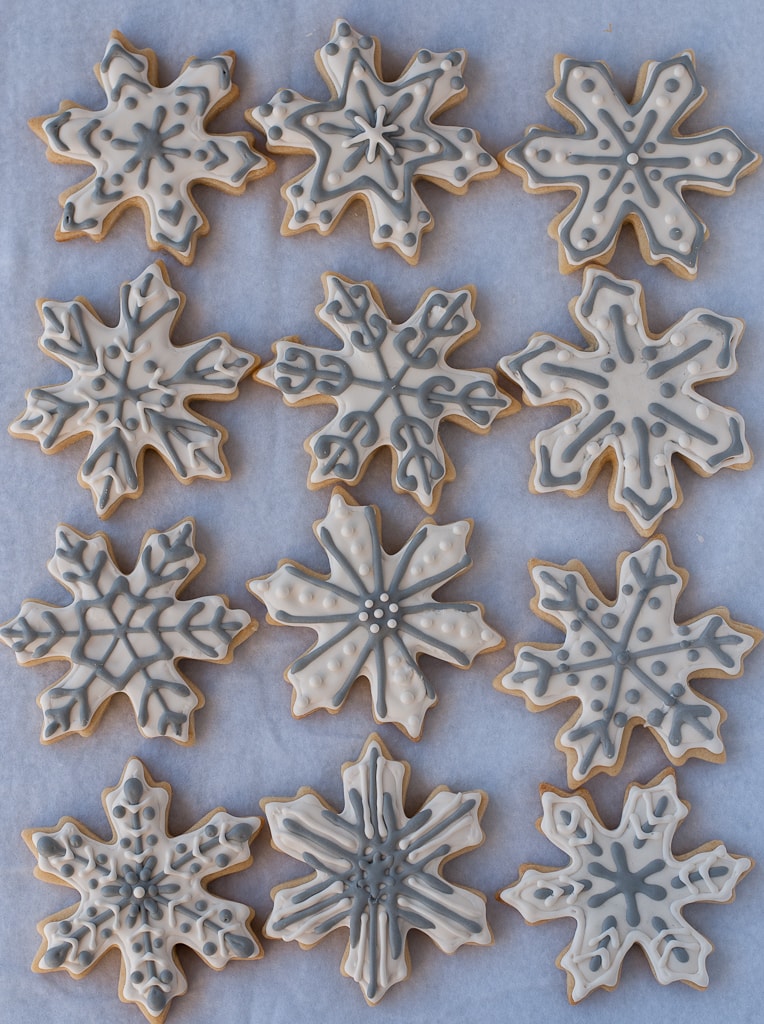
495;537;759;786
263;734;492;1004
247;18;498;262
499;770;752;1001
30;31;273;263
501;52;760;277
0;519;254;743
498;267;751;535
10;262;256;518
248;490;503;739
257;272;514;512
25;758;261;1023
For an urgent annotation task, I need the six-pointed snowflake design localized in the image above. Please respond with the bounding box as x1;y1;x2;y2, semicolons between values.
31;32;273;263
263;735;491;1003
25;758;261;1022
499;268;750;534
496;538;758;785
10;262;255;517
258;274;512;511
502;52;760;276
249;491;502;739
500;772;751;1001
0;519;253;742
248;19;498;262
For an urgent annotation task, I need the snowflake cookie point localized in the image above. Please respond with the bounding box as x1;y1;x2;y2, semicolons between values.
248;489;502;739
0;518;254;744
499;770;752;1001
24;757;261;1022
502;51;760;277
257;273;514;512
262;734;491;1003
499;267;751;535
31;31;273;264
247;20;498;262
496;536;758;786
10;261;256;518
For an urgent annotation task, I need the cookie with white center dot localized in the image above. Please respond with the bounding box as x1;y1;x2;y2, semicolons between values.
30;31;273;264
247;19;498;263
248;489;503;739
499;267;751;535
501;51;759;278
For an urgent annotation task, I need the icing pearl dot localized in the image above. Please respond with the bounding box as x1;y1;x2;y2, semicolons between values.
323;596;336;609
480;629;493;642
374;609;384;619
696;405;710;420
305;114;318;127
343;642;356;656
453;522;469;535
572;67;584;79
655;95;669;107
303;200;315;212
674;65;685;77
625;313;638;326
414;83;427;97
563;422;577;435
420;616;433;629
438;540;452;552
396;220;408;233
392;189;404;201
327;658;341;671
678;432;691;447
389;603;399;613
550;377;565;393
626;153;639;165
388;654;402;668
670;332;685;346
624;455;637;470
350;541;362;555
585;442;599;456
358;611;369;622
665;214;677;225
359;564;370;576
727;149;739;161
687;361;701;375
591;213;603;225
526;146;537;158
557;349;571;362
595;316;610;331
370;624;380;634
387;619;397;629
327;172;340;185
298;591;313;604
400;690;415;705
464;149;476;161
592;93;604;106
678;241;691;253
308;675;322;688
276;585;291;598
654;454;667;466
554;151;566;163
427;141;440;153
694;155;707;167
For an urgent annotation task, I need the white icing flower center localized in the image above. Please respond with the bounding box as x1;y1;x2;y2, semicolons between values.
346;106;400;162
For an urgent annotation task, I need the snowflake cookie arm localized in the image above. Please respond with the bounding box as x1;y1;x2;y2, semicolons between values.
10;262;256;518
0;519;254;743
249;491;501;739
495;538;759;786
257;274;513;512
24;758;261;1023
499;772;752;1001
499;269;751;535
262;735;491;1004
247;19;497;263
501;52;760;277
30;32;273;264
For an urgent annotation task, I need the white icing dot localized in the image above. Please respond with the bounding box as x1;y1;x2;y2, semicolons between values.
420;617;433;629
694;155;707;167
392;189;404;201
626;313;638;326
480;629;494;642
410;565;422;577
572;67;584;79
727;149;739;161
133;886;146;898
327;658;341;672
550;377;565;393
440;621;454;634
595;316;610;331
387;619;398;629
323;596;336;609
298;591;313;604
423;551;437;564
438;540;452;551
592;94;604;106
274;105;287;117
687;360;701;375
585;442;599;456
564;422;577;435
464;148;476;161
656;95;669;107
340;524;355;537
674;65;685;77
339;35;352;49
665;214;677;226
358;611;369;622
678;241;691;254
557;349;571;362
626;153;639;165
370;624;380;634
554;151;566;163
327;172;340;185
350;541;363;555
276;585;291;598
440;59;451;70
678;432;691;447
670;332;685;346
306;114;318;126
380;593;389;602
591;213;603;225
343;642;356;656
400;690;415;705
654;454;667;467
389;603;399;613
359;564;370;576
388;654;402;668
374;608;384;619
696;405;710;421
526;145;537;158
427;141;440;153
414;83;427;97
351;65;364;78
624;455;638;470
460;625;473;639
365;599;374;608
303;200;315;212
395;220;408;233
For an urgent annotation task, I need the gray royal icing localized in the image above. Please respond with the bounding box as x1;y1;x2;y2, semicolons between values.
264;736;491;1003
11;262;255;517
258;274;511;511
500;773;751;1000
0;519;252;742
496;538;756;785
34;33;272;261
499;268;750;534
249;491;501;739
27;758;260;1020
502;53;759;276
249;19;497;261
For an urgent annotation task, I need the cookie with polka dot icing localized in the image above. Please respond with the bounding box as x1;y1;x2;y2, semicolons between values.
247;19;498;263
502;51;759;278
248;489;503;739
499;268;751;535
30;31;273;263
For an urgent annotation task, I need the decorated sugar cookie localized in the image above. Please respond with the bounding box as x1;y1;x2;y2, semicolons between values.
499;268;751;535
0;519;254;743
25;758;261;1022
31;31;273;263
502;52;759;277
258;273;513;512
249;490;502;739
10;262;255;518
248;19;498;262
263;735;491;1003
495;537;759;785
500;771;752;1001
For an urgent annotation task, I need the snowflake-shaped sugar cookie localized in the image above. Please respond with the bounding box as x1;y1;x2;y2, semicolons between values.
0;519;253;743
258;273;513;511
263;735;491;1003
499;268;750;534
10;262;255;517
502;52;759;277
248;19;498;262
496;538;758;786
25;758;261;1022
249;491;502;739
31;31;273;263
500;771;751;1001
